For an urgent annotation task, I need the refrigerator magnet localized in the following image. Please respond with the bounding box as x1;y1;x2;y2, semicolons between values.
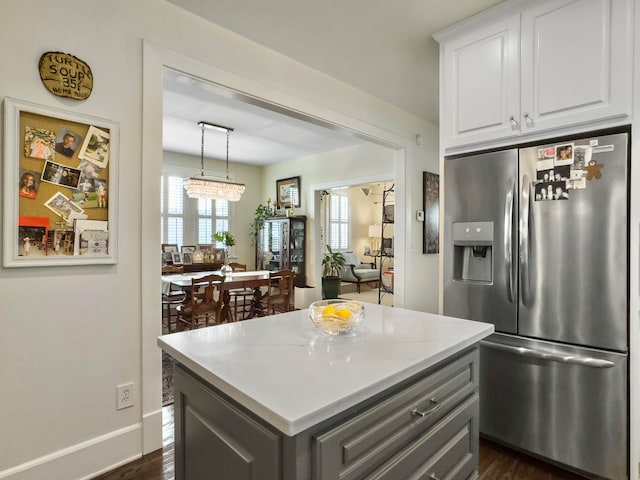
537;166;570;184
568;169;587;190
567;177;587;190
537;147;555;170
573;145;592;169
585;160;604;180
551;181;569;200
592;144;614;154
555;143;575;166
536;168;553;184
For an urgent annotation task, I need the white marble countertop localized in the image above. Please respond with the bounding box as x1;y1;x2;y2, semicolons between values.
157;303;493;436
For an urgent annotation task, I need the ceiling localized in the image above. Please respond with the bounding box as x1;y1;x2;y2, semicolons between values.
163;69;368;166
163;0;504;165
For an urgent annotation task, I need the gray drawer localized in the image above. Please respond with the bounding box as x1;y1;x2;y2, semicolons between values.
367;394;479;480
313;349;478;480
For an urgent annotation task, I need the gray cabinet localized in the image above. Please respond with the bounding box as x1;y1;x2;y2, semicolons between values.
174;366;281;480
313;347;477;480
173;347;480;480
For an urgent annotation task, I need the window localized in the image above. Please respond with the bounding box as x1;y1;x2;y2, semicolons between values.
160;174;230;247
163;175;184;246
327;192;349;251
198;198;230;246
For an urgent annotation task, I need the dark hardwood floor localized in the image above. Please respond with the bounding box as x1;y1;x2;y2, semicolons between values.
478;439;587;480
91;405;174;480
93;403;589;480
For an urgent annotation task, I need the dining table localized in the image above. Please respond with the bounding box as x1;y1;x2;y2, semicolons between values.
161;270;272;324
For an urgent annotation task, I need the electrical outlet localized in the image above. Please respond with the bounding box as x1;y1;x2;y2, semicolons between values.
117;383;134;410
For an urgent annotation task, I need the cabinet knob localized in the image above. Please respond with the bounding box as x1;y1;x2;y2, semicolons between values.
428;474;441;480
523;112;534;127
509;116;519;130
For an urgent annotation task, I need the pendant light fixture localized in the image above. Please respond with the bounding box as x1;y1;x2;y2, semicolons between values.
183;121;245;201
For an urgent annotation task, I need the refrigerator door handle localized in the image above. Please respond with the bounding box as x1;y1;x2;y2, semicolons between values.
481;339;615;368
504;176;515;303
519;174;531;305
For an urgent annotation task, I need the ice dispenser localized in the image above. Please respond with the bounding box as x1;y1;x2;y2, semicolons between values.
452;222;493;282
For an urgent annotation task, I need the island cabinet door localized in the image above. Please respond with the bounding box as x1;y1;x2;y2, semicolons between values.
174;365;281;480
312;349;479;480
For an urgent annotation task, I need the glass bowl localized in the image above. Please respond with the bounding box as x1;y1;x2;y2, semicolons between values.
309;299;364;335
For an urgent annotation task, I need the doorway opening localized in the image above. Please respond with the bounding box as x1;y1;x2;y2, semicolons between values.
143;43;406;452
316;181;394;306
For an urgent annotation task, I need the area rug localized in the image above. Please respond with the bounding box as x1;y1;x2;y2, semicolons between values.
162;351;174;406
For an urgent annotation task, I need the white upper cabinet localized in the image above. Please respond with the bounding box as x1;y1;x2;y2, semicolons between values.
437;0;632;151
441;16;521;148
520;0;630;132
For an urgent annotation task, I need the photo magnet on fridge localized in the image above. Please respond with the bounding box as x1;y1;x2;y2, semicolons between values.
537;147;555;171
555;143;575;166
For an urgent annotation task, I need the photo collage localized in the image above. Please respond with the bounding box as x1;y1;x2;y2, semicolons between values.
17;108;110;259
534;142;595;201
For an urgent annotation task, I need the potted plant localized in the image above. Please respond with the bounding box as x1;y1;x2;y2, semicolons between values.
321;244;346;299
213;231;236;274
249;199;276;245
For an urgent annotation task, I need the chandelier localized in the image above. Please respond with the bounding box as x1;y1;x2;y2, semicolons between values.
183;121;246;201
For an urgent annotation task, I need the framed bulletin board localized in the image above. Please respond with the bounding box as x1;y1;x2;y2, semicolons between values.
3;97;118;267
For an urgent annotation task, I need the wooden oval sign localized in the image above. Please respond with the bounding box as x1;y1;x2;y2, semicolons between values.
39;51;93;100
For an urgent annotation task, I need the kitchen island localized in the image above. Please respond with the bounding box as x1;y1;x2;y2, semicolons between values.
158;303;493;480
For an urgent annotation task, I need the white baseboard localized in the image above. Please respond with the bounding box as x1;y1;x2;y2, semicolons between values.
0;423;142;480
142;408;163;454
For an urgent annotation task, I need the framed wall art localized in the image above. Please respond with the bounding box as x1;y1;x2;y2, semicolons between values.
423;171;440;254
276;176;301;209
3;97;119;267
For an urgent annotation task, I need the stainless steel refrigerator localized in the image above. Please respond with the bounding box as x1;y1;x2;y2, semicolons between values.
443;128;629;480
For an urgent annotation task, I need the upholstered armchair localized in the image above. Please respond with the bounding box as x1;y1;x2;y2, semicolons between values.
339;251;380;293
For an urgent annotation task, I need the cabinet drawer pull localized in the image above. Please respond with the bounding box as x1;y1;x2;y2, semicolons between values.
410;398;441;418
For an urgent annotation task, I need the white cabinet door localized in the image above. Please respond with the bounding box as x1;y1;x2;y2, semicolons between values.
520;0;631;133
441;16;520;148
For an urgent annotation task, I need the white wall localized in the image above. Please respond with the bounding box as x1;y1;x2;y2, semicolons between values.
0;2;147;479
348;183;389;260
261;142;399;281
0;1;438;478
261;142;393;211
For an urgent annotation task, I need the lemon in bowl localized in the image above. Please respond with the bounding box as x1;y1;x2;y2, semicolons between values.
309;299;364;335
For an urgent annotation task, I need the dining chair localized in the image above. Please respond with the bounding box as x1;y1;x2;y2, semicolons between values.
264;269;295;315
227;263;254;320
177;274;225;329
162;290;186;333
161;264;186;333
